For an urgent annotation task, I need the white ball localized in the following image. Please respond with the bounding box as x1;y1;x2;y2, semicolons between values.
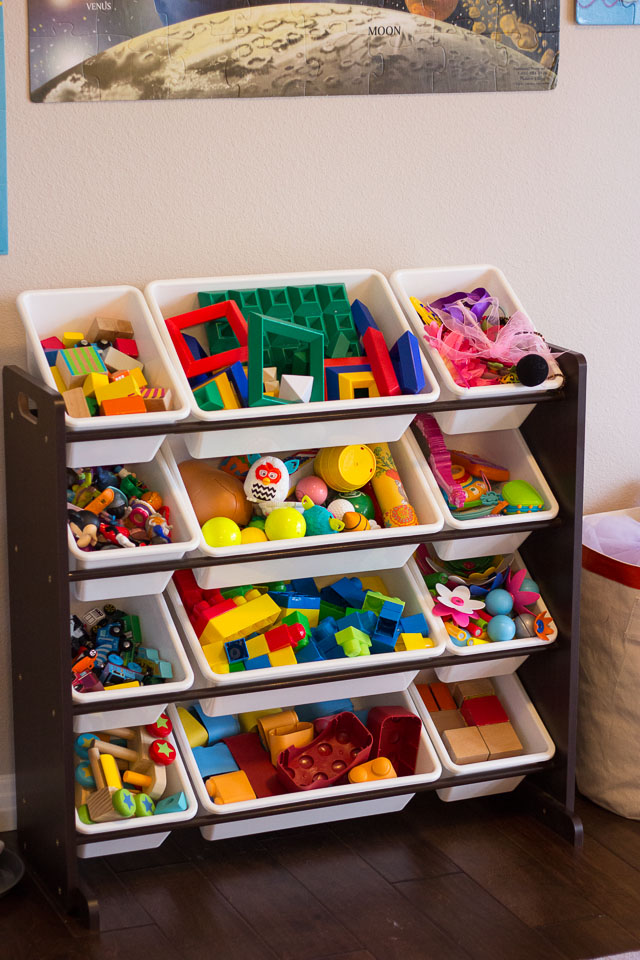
327;498;353;521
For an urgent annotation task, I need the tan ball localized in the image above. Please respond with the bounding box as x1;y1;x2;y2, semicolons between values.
178;460;253;527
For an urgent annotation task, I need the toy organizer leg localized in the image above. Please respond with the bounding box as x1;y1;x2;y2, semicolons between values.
3;368;99;928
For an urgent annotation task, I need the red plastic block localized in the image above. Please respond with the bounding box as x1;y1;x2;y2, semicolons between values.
429;681;457;712
367;706;422;776
362;327;401;397
461;695;509;727
165;301;249;379
277;712;372;791
193;598;238;638
223;733;282;798
114;337;139;358
264;623;306;652
173;570;203;606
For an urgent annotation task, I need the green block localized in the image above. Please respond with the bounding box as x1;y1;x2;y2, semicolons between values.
329;332;351;358
258;287;294;323
85;396;98;416
123;614;142;647
362;590;392;616
193;378;224;411
319;600;345;621
229;289;262;318
229;660;246;672
221;585;254;598
335;626;371;658
248;313;324;407
281;611;310;648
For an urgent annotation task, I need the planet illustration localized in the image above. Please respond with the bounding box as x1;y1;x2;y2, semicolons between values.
32;3;556;102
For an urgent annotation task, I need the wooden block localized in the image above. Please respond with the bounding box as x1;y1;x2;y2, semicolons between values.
95;374;141;406
452;678;496;707
56;345;107;389
141;386;171;412
116;319;134;338
114;337;139;357
103;345;144;372
478;721;524;760
127;366;147;389
461;695;509;727
431;709;467;735
63;387;91;418
88;318;119;342
214;371;240;410
430;681;457;712
62;331;84;347
82;371;109;398
263;366;278;384
50;366;67;393
415;683;438;713
101;395;147;416
442;726;489;765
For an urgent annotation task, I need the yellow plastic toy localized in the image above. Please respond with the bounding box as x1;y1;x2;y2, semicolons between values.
206;770;257;804
348;757;397;783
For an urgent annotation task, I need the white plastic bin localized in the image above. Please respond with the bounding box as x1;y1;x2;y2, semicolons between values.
170;688;441;841
75;731;198;858
69;448;200;602
406;552;558;683
415;428;558;561
166;558;445;716
17;285;190;468
164;431;444;589
389;266;562;434
144;270;439;458
411;669;555;801
71;593;194;734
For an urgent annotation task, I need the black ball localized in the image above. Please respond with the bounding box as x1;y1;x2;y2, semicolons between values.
516;354;549;387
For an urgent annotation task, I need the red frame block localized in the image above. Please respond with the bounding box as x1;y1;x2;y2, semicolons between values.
165;301;249;379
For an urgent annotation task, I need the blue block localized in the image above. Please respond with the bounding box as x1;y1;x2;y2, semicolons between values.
294;638;325;663
183;331;209;360
224;638;248;663
226;360;249;407
192;742;239;778
296;699;354;722
335;610;378;635
370;635;398;655
188;372;211;388
326;364;371;401
354;708;370;726
329;577;366;610
191;705;241;744
322;642;347;660
312;617;338;647
245;654;272;670
390;331;426;395
44;349;59;365
154;791;188;815
291;578;319;597
351;299;379;337
400;613;429;636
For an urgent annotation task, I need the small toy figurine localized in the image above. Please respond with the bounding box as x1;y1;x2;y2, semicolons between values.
68;509;99;549
99;521;136;548
244;456;290;504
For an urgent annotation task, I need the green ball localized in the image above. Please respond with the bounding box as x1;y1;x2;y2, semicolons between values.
338;490;375;520
248;516;266;529
265;507;306;541
201;516;242;547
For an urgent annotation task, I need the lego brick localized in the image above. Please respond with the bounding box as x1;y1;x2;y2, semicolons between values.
114;337;139;358
350;299;379;337
461;696;510;727
335;610;377;635
442;726;489;765
330;577;367;610
294;638;324;663
245;653;272;670
199;594;281;646
193;742;239;778
101;395;147;416
222;733;281;797
362;327;401;397
319;600;345;622
102;345;144;372
431;709;468;735
362;590;404;618
245;634;269;659
452;678;496;707
390;330;426;395
349;756;396;783
400;613;429;636
268;646;297;667
397;632;429;651
177;707;208;748
206;769;256;805
201;643;230;674
429;681;458;712
63;387;91;418
166;301;249;379
478;721;524;760
229;661;246;672
56;345;107;389
224;639;249;663
415;683;439;713
335;626;371;658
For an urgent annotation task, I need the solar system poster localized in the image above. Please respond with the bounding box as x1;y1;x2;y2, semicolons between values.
28;0;559;101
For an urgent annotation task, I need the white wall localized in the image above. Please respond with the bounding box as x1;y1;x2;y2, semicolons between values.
0;2;636;804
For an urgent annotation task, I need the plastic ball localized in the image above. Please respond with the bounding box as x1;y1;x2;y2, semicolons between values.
338;489;375;520
342;511;369;532
516;354;549;387
240;526;268;544
327;498;354;521
520;577;539;594
484;588;514;616
264;507;306;541
248;516;266;530
296;476;328;505
487;614;517;643
514;613;536;638
201;517;242;548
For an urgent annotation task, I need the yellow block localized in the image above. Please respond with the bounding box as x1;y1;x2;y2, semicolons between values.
200;594;281;646
244;589;262;602
201;643;230;674
62;331;84;347
359;575;389;594
127;366;147;390
206;770;256;805
268;647;297;667
50;366;67;393
238;708;281;733
257;709;298;747
103;680;141;689
338;370;380;401
213;371;240;410
83;371;109;398
177;706;208;748
95;374;141;406
245;634;269;659
99;753;122;790
397;632;431;651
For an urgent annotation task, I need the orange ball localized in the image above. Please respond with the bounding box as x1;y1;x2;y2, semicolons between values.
178;460;252;527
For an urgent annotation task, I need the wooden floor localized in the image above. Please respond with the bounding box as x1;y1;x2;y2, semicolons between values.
2;792;640;960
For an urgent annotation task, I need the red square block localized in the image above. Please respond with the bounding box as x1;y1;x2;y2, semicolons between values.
461;695;509;727
115;337;139;358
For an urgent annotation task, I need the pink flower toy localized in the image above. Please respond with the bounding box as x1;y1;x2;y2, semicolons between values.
432;583;486;628
505;568;540;616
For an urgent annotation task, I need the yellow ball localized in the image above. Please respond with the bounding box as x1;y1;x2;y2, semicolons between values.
240;526;268;544
264;507;306;541
201;517;241;548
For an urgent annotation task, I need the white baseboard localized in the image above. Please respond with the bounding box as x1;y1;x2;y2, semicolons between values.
0;774;16;832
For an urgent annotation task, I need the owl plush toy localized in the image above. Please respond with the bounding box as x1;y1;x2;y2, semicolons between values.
244;456;290;504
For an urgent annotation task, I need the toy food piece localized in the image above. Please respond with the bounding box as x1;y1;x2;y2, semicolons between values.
178;459;252;527
264;507;306;541
314;445;376;493
296;475;328;505
244;456;290;504
202;517;242;548
368;443;418;528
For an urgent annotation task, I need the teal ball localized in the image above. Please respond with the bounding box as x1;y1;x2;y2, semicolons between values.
484;589;514;616
487;614;516;642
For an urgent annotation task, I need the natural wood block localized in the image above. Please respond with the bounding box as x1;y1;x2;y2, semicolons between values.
141;386;171;412
478;721;524;760
452;678;496;707
63;387;91;418
442;726;489;765
430;681;457;712
461;695;509;727
432;709;467;735
415;683;438;713
103;345;144;372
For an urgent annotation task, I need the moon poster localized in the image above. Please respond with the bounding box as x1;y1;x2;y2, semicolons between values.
28;0;559;101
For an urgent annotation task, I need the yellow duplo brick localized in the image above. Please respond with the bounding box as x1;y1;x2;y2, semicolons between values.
94;374;141;407
83;372;109;398
201;643;229;674
232;595;247;606
245;634;269;659
244;589;262;602
268;647;297;667
102;680;141;689
199;594;281;646
127;367;147;390
50;366;67;393
238;708;281;733
359;576;389;594
296;607;319;628
177;706;207;748
398;633;429;651
213;371;240;410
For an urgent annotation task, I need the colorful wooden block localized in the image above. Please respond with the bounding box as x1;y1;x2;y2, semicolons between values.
102;346;144;372
88;317;134;342
279;374;314;403
126;367;147;390
362;327;401;397
95;373;141;405
390;331;426;395
442;726;489;765
63;387;91;418
396;632;431;651
82;372;109;398
268;646;297;667
461;695;509;727
213;371;240;409
325;362;371;401
429;681;457;712
141;386;171;412
193;377;224;411
478;721;524;760
249;314;324;407
114;337;139;358
62;332;84;347
56;345;107;389
338;370;380;401
177;707;207;748
41;336;64;351
415;683;439;713
166;301;249;379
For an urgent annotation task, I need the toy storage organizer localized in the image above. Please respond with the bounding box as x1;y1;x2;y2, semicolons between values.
3;340;585;931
